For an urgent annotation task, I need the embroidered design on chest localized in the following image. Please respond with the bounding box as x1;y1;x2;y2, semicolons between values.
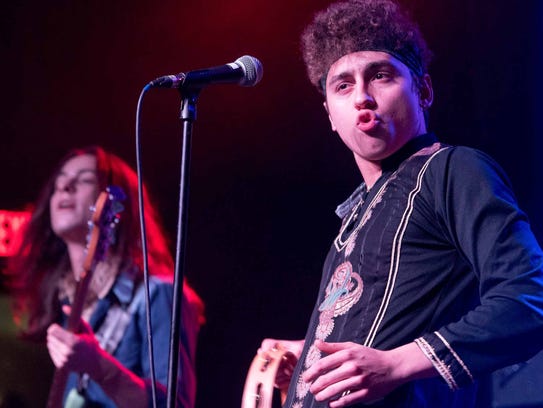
294;261;363;401
319;261;363;318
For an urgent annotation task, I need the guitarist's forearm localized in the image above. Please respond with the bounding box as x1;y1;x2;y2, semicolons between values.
87;349;148;408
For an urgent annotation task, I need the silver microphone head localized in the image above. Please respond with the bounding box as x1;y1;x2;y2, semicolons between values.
235;55;264;87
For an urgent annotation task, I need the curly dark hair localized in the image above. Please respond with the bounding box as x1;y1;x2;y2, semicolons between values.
301;0;432;94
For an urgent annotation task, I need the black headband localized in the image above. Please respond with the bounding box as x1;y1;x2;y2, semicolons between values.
319;46;424;93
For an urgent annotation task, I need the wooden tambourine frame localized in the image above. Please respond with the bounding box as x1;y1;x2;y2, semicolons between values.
241;347;290;408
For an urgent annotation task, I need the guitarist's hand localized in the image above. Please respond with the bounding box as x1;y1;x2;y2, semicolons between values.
47;316;150;408
46;319;102;376
258;338;304;391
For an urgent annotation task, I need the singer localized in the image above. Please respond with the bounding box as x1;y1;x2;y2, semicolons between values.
4;146;205;408
257;0;543;407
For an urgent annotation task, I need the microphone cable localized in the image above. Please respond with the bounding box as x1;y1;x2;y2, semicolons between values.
135;83;159;408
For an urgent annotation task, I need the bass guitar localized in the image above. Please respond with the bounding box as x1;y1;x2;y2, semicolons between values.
46;186;125;408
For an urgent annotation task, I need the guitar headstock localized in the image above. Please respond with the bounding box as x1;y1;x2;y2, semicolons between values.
83;186;126;271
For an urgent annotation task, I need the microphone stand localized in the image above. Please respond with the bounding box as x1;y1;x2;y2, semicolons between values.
167;86;201;408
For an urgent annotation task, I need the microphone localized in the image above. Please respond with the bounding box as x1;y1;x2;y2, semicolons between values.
149;55;263;89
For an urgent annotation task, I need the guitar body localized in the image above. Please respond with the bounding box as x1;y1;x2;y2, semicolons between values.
46;187;125;408
241;347;290;408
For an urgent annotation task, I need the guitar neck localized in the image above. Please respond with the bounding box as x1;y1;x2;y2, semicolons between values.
65;269;93;331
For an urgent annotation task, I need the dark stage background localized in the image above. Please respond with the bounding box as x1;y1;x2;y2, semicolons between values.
1;1;543;407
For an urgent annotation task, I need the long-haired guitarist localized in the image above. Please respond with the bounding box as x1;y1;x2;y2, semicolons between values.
5;146;204;407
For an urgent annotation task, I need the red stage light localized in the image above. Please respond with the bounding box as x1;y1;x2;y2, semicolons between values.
0;210;31;257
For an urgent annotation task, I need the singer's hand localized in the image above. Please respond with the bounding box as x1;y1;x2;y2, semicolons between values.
258;338;304;390
302;340;437;407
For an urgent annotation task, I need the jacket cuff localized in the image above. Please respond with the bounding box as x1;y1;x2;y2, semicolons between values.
414;331;474;390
